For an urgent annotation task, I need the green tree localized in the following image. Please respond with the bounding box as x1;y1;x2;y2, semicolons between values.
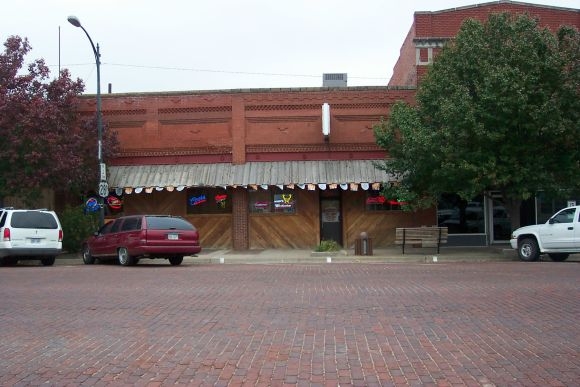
374;13;580;228
0;36;118;205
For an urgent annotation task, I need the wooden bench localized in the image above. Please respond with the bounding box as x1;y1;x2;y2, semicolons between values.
395;227;448;254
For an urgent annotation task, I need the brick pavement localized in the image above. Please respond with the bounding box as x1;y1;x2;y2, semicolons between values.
0;261;579;386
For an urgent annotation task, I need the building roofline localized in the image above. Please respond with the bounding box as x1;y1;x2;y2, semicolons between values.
81;85;417;98
415;0;579;15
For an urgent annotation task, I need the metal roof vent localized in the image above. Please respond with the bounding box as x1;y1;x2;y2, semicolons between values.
323;73;347;87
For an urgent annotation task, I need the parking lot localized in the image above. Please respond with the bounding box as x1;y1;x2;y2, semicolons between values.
1;260;579;386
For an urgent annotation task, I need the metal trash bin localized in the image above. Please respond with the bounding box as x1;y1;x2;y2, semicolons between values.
354;232;373;256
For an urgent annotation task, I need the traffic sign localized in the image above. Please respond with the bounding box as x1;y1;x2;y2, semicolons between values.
98;182;109;198
100;163;107;181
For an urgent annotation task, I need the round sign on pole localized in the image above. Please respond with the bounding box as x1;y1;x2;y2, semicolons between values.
98;182;109;198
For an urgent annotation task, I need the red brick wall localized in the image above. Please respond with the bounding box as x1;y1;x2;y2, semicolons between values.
389;3;579;87
388;24;417;87
415;3;579;38
86;88;416;166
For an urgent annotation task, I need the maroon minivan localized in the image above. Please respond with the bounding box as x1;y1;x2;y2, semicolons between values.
82;215;201;266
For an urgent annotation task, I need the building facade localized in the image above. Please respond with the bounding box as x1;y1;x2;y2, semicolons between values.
92;87;435;250
79;1;579;250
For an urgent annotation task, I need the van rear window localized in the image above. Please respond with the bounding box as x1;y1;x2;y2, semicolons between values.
145;216;195;230
11;212;58;229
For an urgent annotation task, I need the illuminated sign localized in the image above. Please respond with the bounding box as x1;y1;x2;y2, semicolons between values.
188;195;207;206
85;197;100;213
274;194;294;209
215;194;227;208
106;195;123;211
366;195;407;206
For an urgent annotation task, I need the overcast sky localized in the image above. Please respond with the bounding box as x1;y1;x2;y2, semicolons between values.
2;0;578;94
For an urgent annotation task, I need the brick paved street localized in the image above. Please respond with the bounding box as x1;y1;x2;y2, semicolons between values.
0;261;578;386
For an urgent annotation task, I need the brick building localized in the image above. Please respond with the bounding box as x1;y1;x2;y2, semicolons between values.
81;1;580;250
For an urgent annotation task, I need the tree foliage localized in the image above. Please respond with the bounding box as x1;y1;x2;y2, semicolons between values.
374;13;580;221
0;36;118;205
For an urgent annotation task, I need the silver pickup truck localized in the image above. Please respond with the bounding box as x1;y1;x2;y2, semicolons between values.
510;206;580;262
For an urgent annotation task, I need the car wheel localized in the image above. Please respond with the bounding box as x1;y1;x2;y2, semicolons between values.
168;256;184;266
41;257;56;266
518;238;540;262
118;247;135;266
82;244;96;264
548;253;569;262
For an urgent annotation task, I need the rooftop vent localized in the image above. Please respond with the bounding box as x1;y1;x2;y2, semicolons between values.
323;73;347;87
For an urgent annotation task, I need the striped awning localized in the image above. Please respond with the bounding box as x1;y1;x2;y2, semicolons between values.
108;160;394;193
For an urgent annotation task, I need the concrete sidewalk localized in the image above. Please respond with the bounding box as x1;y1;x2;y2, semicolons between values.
190;245;524;265
56;245;580;265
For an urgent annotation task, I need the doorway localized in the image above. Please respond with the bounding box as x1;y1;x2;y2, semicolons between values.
489;195;512;242
320;193;343;246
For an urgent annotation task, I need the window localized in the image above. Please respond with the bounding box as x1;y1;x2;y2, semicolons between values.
249;188;296;214
365;189;404;211
121;217;141;231
11;212;58;229
552;208;575;224
110;219;123;233
438;193;485;234
186;188;232;214
146;216;195;230
98;221;113;235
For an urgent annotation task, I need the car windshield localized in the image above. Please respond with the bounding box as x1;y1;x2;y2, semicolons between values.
11;212;58;229
146;216;195;230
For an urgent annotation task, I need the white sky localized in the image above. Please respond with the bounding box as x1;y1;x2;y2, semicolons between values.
2;0;578;94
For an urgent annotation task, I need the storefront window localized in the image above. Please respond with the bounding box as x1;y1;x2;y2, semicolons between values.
186;188;231;214
536;191;580;223
365;189;403;211
249;188;296;214
437;193;485;234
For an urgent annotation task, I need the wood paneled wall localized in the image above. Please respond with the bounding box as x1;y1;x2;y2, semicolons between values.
121;190;233;249
342;191;436;248
249;189;318;249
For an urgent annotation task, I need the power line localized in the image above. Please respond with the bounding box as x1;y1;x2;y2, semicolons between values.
50;62;389;81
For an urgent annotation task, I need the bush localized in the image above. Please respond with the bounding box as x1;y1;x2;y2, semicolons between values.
58;205;99;253
314;239;341;252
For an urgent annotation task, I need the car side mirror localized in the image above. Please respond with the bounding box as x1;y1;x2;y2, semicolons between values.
548;218;555;224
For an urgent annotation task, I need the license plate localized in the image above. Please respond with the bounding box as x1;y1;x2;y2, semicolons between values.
167;233;179;240
29;238;42;244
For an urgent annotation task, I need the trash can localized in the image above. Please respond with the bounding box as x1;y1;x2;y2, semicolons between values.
354;232;373;256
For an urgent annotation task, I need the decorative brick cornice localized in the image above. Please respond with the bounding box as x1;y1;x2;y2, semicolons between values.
80;109;147;117
158;106;232;114
246;104;320;111
246;143;382;153
116;146;232;158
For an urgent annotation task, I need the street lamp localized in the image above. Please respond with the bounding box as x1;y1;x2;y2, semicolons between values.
67;15;106;227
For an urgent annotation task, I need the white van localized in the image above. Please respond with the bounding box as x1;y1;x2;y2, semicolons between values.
0;208;63;266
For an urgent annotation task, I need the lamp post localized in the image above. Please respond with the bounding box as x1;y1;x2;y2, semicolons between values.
67;15;106;227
